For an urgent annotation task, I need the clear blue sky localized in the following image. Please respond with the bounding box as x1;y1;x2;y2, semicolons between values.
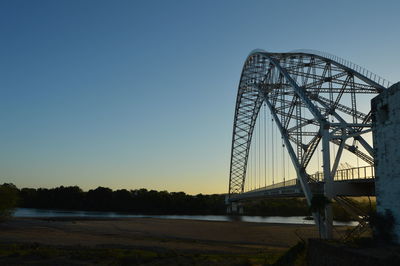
1;0;399;194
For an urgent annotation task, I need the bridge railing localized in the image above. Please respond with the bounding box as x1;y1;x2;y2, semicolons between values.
291;49;392;88
309;165;375;182
244;165;375;194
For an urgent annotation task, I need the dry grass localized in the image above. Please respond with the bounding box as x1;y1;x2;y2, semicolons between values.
0;217;354;265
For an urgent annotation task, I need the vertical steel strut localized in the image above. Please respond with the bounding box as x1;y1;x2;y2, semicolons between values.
228;49;390;239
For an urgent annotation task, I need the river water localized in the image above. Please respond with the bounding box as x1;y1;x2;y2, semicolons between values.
13;208;357;226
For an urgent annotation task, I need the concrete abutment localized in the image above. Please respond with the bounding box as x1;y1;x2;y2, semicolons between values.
372;82;400;244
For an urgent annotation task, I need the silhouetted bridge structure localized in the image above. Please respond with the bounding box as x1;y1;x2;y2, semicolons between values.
231;165;375;201
226;49;392;239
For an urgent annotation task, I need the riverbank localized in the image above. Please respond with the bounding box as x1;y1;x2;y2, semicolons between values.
0;217;355;264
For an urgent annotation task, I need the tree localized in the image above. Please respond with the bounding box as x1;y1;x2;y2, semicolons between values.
0;183;19;220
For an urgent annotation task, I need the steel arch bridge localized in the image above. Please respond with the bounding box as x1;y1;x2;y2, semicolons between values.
227;49;391;238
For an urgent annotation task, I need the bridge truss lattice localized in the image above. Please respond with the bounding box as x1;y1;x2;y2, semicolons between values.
228;50;390;238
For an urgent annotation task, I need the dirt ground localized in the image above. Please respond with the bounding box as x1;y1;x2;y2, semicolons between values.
0;217;351;254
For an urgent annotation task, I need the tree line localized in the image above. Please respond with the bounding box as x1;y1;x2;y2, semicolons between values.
18;186;226;214
17;185;316;216
1;183;373;220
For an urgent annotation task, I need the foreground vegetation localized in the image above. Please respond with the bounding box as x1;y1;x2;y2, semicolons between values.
0;243;282;265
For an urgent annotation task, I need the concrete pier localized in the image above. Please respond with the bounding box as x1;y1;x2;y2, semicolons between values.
372;82;400;243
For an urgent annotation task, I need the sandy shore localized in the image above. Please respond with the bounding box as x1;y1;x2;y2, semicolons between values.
0;217;352;254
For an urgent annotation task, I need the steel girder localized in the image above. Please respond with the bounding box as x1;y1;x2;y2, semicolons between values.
228;50;388;199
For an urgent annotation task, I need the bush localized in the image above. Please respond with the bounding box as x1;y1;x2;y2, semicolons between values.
0;183;19;220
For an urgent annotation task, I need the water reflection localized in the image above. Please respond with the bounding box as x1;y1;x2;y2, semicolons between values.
13;208;357;226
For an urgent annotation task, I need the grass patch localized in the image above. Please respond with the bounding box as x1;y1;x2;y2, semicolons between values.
0;243;284;265
272;241;306;266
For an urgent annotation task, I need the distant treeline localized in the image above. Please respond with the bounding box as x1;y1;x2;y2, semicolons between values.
1;184;374;220
17;186;316;216
18;186;226;214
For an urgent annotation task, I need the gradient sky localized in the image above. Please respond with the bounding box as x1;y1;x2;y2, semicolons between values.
1;0;399;194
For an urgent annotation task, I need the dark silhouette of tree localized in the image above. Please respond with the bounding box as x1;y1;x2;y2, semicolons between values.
15;185;355;220
86;187;113;211
0;183;19;220
17;185;227;215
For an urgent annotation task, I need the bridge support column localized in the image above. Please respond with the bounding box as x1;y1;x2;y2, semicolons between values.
372;82;400;244
322;126;333;239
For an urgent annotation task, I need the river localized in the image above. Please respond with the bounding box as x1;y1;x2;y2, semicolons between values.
12;208;357;226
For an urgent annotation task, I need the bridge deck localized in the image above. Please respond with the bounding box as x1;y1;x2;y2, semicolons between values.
229;166;375;202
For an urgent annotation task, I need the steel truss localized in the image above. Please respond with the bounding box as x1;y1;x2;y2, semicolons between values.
228;50;389;238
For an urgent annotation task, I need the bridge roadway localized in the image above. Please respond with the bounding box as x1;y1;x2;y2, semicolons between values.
229;165;375;202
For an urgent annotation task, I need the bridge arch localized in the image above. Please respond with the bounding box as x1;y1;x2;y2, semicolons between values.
228;50;391;238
